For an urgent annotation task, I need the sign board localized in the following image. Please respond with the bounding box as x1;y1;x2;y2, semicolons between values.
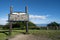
9;12;29;21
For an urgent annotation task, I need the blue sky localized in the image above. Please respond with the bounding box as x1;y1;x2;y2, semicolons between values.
0;0;60;25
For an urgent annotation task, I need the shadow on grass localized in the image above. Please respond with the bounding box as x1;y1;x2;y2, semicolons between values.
0;31;9;40
0;31;9;36
55;36;60;39
13;30;29;34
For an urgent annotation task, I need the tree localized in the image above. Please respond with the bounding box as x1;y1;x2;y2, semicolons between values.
0;25;4;30
3;21;37;30
47;22;59;30
3;23;9;30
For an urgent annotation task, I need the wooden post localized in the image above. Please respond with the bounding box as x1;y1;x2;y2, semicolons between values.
7;22;12;40
25;6;29;33
9;22;12;36
9;6;13;36
25;6;28;13
26;21;28;33
10;6;13;14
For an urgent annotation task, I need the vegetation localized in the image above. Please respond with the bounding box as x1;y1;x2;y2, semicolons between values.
0;25;4;30
47;22;60;30
2;21;38;30
0;30;60;40
0;21;60;30
0;21;60;40
29;30;60;40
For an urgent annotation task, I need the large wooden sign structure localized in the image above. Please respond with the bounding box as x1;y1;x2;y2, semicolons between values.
9;12;29;21
8;6;29;36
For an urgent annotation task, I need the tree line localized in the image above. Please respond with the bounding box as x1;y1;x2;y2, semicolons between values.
0;21;60;30
1;21;39;30
47;22;60;30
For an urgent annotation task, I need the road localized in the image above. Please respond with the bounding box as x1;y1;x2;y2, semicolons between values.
9;34;52;40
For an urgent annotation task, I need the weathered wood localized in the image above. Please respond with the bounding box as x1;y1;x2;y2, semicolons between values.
9;22;12;36
26;21;28;33
25;6;28;13
10;6;13;14
8;6;29;35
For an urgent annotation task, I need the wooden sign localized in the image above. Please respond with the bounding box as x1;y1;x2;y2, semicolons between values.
9;12;29;22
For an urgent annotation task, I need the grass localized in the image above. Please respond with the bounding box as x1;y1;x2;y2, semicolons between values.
0;30;60;40
0;33;7;40
29;30;60;40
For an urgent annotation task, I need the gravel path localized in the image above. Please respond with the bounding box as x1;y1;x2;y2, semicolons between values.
9;34;52;40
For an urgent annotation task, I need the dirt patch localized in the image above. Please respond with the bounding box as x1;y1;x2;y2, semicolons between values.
9;34;52;40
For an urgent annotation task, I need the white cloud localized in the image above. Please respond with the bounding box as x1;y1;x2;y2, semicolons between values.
29;14;50;24
0;18;8;25
29;14;48;19
30;19;49;24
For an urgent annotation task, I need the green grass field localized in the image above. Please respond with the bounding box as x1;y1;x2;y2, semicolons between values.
0;30;60;40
